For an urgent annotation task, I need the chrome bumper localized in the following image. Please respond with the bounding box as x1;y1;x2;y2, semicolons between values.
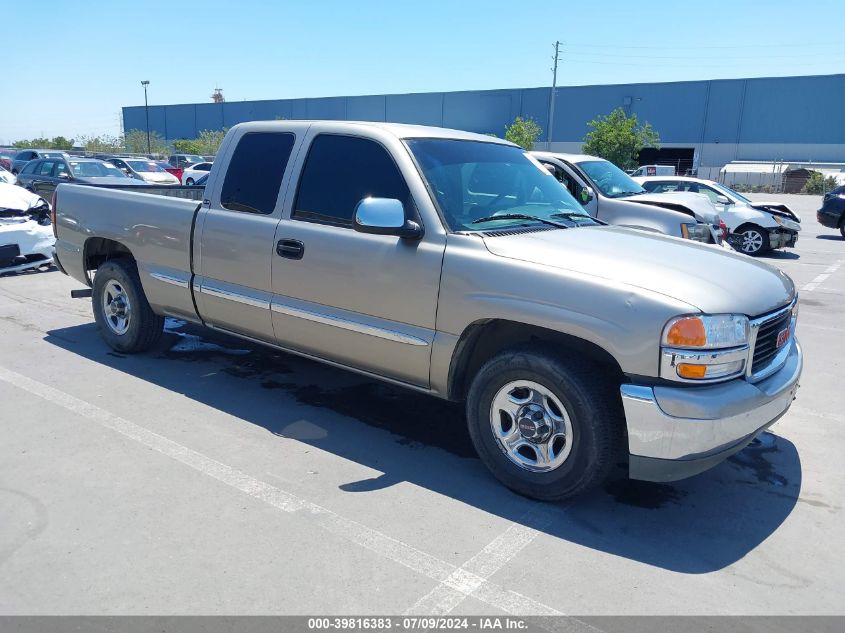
621;339;802;482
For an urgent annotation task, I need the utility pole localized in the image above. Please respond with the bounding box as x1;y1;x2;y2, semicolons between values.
546;41;562;150
141;80;151;155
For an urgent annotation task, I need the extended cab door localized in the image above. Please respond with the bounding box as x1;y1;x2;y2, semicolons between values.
269;128;446;387
193;126;306;342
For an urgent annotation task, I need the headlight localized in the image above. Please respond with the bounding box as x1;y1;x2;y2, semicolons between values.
661;314;750;382
773;215;783;225
680;222;711;242
663;314;749;349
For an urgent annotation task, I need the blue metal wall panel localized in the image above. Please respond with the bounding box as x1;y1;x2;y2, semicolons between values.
164;104;196;140
740;75;845;143
386;92;443;127
443;90;515;136
195;103;224;132
121;74;845;152
346;95;386;121
305;97;346;120
702;79;745;143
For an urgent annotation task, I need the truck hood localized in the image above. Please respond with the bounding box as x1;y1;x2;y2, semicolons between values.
481;225;794;316
625;192;720;224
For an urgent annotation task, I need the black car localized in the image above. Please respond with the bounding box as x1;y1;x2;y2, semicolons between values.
15;157;134;197
817;185;845;237
11;149;68;174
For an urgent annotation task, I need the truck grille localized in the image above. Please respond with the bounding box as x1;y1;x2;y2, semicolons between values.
751;309;792;376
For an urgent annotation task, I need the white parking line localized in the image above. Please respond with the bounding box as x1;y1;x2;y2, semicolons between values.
802;259;844;292
0;365;562;617
405;509;557;615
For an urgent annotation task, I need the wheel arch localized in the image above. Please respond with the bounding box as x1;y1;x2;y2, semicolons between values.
446;319;625;401
83;237;136;285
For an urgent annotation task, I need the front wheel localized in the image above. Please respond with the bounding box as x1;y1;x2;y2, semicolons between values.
466;346;623;501
839;217;845;239
738;225;770;255
92;259;163;353
186;178;194;186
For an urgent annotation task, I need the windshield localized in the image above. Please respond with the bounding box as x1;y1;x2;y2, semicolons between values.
70;161;128;178
577;160;645;198
182;155;204;164
407;139;596;232
127;160;165;173
711;181;750;204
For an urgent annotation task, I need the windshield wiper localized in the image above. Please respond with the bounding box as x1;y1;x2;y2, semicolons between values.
471;214;568;229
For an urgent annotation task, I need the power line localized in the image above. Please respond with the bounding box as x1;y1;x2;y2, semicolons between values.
566;50;845;61
565;41;844;50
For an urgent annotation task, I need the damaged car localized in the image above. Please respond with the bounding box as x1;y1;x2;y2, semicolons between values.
0;183;55;274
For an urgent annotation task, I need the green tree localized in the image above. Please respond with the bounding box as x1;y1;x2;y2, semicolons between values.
124;129;168;155
13;137;51;149
801;170;839;195
582;107;660;170
504;117;542;150
78;134;124;153
173;139;203;154
50;136;74;150
196;128;227;155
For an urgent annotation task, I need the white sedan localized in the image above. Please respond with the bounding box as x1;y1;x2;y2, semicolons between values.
181;162;213;185
0;183;55;274
0;165;15;184
634;175;801;256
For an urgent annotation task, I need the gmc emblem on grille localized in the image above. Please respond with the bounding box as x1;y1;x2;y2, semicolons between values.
776;327;790;348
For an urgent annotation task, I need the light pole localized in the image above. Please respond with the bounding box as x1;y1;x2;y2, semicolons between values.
141;80;151;155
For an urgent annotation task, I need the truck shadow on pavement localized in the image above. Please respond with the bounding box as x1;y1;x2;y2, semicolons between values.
45;320;802;575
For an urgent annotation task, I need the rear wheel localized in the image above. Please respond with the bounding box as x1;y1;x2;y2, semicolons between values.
738;224;770;255
839;216;845;238
92;259;163;353
466;345;623;501
186;177;194;186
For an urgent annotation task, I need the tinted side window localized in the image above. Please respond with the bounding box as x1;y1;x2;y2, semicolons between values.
21;161;39;174
220;132;295;215
38;161;56;176
294;135;409;226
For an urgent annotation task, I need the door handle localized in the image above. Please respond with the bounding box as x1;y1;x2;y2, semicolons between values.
276;239;304;260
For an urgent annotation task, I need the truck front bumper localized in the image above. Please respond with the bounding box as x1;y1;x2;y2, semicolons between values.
621;340;802;482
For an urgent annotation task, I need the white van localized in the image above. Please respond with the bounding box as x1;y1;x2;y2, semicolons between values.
630;164;675;177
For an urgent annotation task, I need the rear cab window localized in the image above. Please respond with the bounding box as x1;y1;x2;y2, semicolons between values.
219;132;296;215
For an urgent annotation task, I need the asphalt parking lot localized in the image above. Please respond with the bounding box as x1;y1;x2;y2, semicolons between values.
0;193;843;617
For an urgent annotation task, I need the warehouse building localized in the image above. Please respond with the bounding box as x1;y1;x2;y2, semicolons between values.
122;73;845;174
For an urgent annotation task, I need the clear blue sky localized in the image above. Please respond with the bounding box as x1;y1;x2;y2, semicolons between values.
2;0;843;143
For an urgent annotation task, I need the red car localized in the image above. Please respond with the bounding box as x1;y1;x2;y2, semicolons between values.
154;161;182;184
0;149;16;171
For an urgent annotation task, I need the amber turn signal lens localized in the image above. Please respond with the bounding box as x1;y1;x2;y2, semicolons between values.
665;317;707;348
677;363;708;379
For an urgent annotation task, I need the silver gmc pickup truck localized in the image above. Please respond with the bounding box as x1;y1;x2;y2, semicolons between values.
52;121;802;501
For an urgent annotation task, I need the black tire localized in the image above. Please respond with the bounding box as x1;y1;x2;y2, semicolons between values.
186;178;194;186
737;224;770;256
466;345;624;501
839;216;845;239
92;259;163;353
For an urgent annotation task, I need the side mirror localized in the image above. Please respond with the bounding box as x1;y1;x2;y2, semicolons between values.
715;194;731;205
353;197;422;240
57;173;70;180
580;186;595;205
